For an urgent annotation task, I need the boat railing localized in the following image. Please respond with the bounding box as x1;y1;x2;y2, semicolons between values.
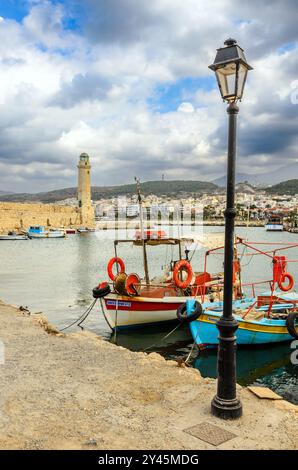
240;279;274;298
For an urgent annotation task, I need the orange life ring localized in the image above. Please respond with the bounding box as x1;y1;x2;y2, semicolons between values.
107;257;125;281
173;260;193;289
278;272;294;292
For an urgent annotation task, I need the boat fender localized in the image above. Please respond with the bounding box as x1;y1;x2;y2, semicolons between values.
107;257;125;281
92;282;111;298
173;260;193;289
286;312;298;339
278;272;294;292
176;301;203;323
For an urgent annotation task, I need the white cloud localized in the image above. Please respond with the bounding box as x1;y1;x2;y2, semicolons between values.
0;0;297;192
178;102;195;113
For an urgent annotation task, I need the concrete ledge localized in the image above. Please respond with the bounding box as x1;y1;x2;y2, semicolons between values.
0;300;297;450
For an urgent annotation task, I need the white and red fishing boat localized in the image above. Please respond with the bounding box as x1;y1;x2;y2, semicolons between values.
94;235;228;330
94;178;229;330
134;228;167;240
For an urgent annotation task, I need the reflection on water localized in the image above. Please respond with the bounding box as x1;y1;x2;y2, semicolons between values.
0;227;297;403
112;323;298;404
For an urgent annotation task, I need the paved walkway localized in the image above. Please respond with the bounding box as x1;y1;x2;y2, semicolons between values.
0;300;297;450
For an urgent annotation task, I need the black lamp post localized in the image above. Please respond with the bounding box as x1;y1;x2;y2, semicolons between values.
209;39;252;419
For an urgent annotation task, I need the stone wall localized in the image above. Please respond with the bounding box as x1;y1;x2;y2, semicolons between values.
0;202;88;233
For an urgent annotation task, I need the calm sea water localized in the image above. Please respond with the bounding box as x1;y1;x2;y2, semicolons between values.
0;226;297;403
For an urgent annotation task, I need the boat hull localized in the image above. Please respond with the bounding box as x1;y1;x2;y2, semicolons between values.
28;232;65;238
102;294;182;329
101;295;255;330
265;224;283;231
0;235;28;240
189;311;293;347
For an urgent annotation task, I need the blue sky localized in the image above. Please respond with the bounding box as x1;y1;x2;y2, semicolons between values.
0;0;297;191
148;77;213;113
0;0;29;21
0;0;83;30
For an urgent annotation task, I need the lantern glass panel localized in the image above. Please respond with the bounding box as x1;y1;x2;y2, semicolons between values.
237;62;248;100
215;62;237;100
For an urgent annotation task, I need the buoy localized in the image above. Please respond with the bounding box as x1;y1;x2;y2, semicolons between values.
173;260;193;289
278;272;294;292
107;257;125;281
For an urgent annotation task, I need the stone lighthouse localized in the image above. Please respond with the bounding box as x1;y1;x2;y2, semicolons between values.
77;152;94;226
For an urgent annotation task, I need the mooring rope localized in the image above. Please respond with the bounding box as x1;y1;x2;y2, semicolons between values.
142;322;182;352
60;299;98;332
112;297;119;344
184;330;200;365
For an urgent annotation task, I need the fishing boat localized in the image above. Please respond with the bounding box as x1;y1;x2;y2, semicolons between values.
94;234;229;330
265;215;283;231
134;229;167;240
188;239;298;348
94;177;230;330
27;226;65;239
77;227;95;233
0;231;28;240
189;294;298;347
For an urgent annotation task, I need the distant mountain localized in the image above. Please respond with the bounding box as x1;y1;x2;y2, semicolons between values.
235;182;256;194
213;173;258;187
0;180;218;203
213;162;298;187
0;190;14;195
265;179;298;195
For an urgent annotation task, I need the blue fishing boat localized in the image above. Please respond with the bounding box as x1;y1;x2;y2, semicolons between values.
186;238;298;348
188;293;298;348
27;226;65;239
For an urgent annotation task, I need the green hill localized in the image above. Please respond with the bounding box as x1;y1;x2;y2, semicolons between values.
265;179;298;195
0;180;218;203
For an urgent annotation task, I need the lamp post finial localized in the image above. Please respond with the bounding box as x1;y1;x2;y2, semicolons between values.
224;38;237;46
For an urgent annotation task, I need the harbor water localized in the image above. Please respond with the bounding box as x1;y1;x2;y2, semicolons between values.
0;226;297;404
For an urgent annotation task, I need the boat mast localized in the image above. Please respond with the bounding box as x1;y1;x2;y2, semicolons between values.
246;203;250;228
135;177;150;284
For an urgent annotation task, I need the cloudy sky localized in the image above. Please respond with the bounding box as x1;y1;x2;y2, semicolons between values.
0;0;297;192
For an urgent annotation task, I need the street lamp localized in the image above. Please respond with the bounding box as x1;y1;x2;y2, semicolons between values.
209;39;252;419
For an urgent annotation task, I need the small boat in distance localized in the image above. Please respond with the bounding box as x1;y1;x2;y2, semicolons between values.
0;231;28;240
77;227;95;233
134;229;167;240
265;215;283;231
27;226;65;239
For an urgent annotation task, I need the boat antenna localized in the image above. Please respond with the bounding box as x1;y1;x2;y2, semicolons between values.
135;177;149;284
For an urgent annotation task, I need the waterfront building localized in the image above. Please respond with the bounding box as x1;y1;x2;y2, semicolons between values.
77;153;94;226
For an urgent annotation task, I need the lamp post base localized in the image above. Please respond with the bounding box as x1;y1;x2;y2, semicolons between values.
211;395;242;420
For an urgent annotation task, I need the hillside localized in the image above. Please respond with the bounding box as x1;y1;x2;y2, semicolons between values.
265;179;298;195
213;173;259;187
0;180;218;203
213;162;298;187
